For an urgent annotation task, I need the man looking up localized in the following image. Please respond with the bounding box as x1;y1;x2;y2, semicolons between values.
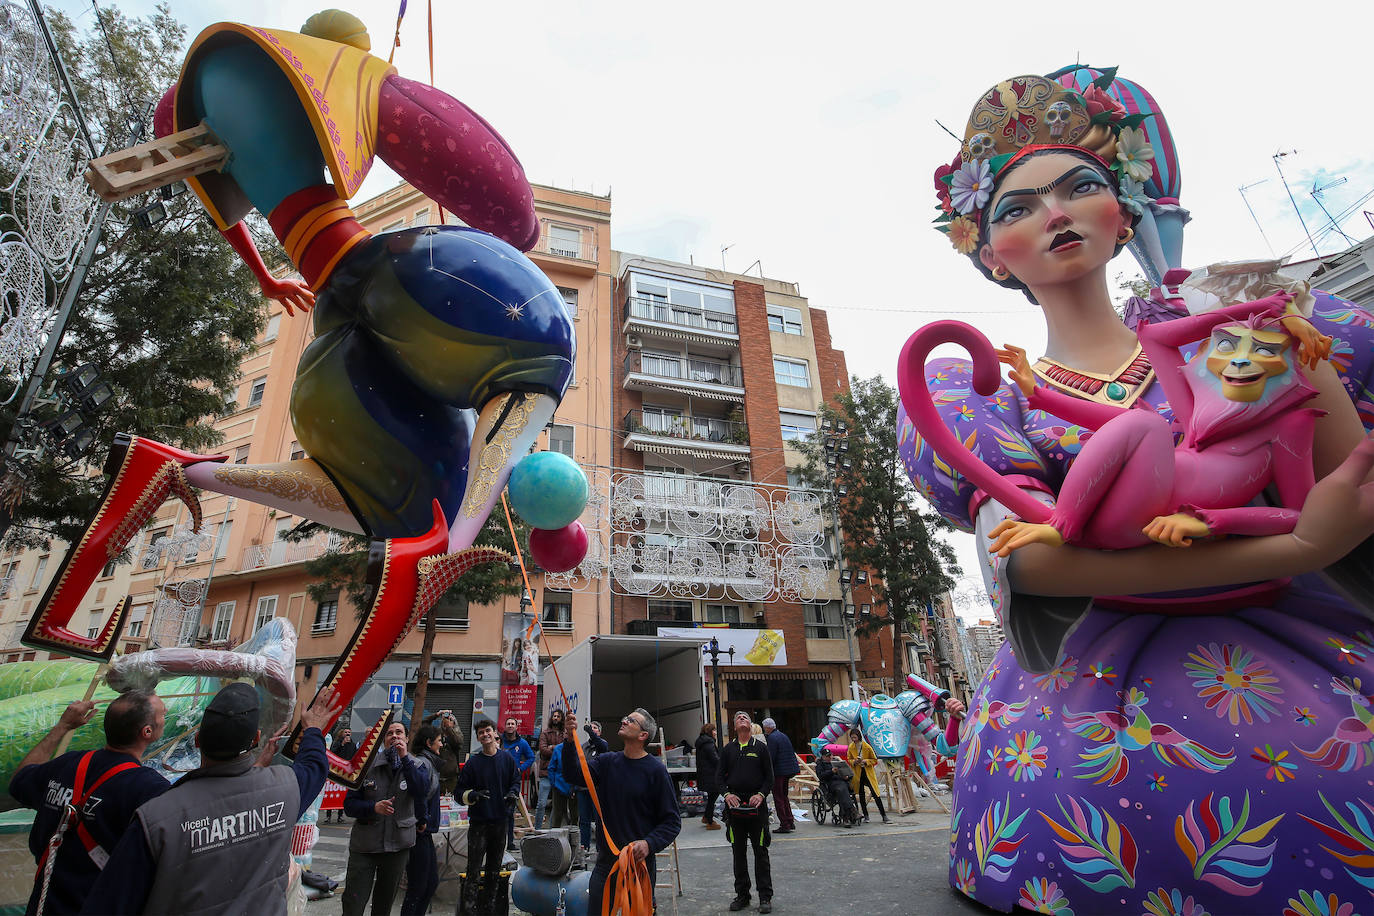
562;710;680;912
83;684;340;915
718;711;774;913
454;718;519;913
10;693;169;915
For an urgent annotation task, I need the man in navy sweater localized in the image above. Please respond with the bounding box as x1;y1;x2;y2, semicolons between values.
562;710;681;913
455;718;519;913
762;718;799;833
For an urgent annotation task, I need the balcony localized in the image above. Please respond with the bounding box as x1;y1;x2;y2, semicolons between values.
527;231;598;274
623;297;738;346
623;409;750;460
239;530;347;573
622;351;745;401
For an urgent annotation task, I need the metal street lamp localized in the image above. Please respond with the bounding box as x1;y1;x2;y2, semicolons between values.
702;637;735;742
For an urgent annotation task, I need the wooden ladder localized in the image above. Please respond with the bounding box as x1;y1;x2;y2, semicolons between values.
84;123;228;203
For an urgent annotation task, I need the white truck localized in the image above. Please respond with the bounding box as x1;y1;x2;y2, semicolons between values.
541;634;708;751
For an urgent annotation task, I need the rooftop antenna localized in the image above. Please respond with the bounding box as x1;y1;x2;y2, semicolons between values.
1273;150;1320;258
1311;177;1358;247
720;243;733;272
1238;180;1275;256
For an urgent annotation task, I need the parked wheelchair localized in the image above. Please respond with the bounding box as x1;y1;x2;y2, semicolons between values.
811;779;860;828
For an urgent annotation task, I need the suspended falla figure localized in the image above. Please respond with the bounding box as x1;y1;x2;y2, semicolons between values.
22;8;590;786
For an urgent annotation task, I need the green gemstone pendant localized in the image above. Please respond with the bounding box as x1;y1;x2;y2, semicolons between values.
1105;381;1127;401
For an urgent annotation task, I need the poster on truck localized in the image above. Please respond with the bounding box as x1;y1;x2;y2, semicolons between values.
657;626;788;667
499;611;541;733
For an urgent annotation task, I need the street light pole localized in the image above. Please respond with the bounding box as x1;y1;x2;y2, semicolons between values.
702;637;734;741
821;421;862;699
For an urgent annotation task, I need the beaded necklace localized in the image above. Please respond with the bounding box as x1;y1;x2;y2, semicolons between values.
1032;341;1155;408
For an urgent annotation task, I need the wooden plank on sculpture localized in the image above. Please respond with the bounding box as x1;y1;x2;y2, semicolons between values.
84;123;228;202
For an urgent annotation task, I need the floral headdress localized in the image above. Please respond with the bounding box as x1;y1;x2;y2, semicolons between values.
934;69;1155;254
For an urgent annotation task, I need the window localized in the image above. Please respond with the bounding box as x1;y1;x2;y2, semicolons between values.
313;594;338;634
786;470;805;489
212;602;235;642
87;609;102;639
557;286;578;319
780;410;818;443
805;601;845;639
548;424;574;457
253;595;278;632
141;530;168;570
380;219;405;232
0;559;19;597
773;357;810;388
126;604;147;638
628;275;737;332
262;314;281;342
234;445;250;464
100;559;117;578
411;207;430;227
214;520;233;560
181;534;201;563
542;590;573;630
548;225;581;258
767;304;803;335
289;440;305;461
247;377;267;408
29;555;48;590
647;599;693;623
433;592;469;629
702;603;740;624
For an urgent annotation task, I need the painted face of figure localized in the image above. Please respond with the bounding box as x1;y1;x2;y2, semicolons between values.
1204;326;1292;402
979;152;1130;291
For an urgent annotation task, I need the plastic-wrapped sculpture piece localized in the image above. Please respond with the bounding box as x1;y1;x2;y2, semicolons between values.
21;9;584;787
897;67;1374;914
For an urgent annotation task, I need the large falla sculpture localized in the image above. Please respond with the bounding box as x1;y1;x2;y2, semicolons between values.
21;9;587;787
897;67;1374;913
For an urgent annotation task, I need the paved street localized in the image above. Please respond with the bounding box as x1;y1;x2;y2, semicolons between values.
303;804;991;915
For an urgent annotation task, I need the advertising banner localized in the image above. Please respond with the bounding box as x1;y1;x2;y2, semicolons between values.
656;626;789;667
499;611;541;733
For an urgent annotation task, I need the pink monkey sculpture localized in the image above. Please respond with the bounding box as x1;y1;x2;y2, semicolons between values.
898;292;1333;556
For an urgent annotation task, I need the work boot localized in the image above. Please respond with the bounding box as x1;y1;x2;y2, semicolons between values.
705;822;721;831
729;897;750;911
882;815;893;825
760;901;773;914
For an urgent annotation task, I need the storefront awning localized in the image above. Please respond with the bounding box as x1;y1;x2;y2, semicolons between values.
720;669;830;681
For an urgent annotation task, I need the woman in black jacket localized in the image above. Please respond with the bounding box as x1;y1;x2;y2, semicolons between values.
695;723;722;830
400;725;443;916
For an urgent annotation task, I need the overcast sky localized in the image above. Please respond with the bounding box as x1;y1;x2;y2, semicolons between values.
51;0;1374;618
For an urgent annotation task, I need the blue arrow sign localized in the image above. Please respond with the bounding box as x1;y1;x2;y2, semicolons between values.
388;684;404;705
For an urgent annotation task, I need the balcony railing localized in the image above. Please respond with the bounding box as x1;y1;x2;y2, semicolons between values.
0;575;12;600
623;351;743;388
530;232;597;263
624;297;737;336
624;409;748;446
240;531;347;572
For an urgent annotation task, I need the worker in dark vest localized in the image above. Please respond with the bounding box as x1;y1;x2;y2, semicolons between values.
10;693;169;915
718;711;774;913
81;683;340;914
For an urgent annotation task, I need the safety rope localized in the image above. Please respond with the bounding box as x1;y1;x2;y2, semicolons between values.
499;493;655;914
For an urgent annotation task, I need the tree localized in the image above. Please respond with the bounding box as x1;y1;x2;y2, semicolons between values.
794;375;960;689
0;5;268;549
287;510;529;736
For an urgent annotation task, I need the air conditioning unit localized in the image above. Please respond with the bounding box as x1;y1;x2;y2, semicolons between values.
626;333;642;348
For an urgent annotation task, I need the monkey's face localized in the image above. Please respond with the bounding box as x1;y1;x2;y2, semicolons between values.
1204;327;1291;403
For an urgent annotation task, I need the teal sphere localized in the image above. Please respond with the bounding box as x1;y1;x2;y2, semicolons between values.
507;451;589;530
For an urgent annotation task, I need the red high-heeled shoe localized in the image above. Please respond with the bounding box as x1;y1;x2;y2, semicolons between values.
23;433;225;660
285;500;510;786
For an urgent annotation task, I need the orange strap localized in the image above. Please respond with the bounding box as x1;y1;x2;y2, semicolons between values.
500;494;655;914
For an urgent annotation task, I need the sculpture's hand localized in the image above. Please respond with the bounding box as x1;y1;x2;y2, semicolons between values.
1278;314;1332;371
260;276;315;317
1291;434;1374;567
1143;512;1210;548
995;344;1036;398
988;520;1064;557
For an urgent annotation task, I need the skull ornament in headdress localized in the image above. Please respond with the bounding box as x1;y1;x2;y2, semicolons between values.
966;132;994;160
1045;100;1072;138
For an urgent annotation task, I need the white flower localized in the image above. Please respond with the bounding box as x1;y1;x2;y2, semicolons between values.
1118;177;1148;216
951;159;994;215
1116;127;1155;183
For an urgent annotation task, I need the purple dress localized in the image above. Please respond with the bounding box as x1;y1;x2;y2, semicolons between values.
898;289;1374;916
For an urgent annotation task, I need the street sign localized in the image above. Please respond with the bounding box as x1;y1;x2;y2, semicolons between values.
388;684;404;705
472;697;485;713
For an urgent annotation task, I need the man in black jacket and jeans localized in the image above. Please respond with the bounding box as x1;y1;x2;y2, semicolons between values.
718;711;773;913
455;718;518;914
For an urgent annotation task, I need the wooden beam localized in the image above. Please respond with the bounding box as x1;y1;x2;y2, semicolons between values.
84;123;228;203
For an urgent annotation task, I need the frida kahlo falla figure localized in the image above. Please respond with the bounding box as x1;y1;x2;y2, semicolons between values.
897;67;1374;914
22;10;575;786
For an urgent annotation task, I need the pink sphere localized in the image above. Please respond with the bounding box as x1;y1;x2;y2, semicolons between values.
529;521;589;574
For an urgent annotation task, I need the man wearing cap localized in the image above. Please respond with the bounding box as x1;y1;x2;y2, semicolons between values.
10;692;169;915
761;718;799;834
815;747;857;827
82;683;341;915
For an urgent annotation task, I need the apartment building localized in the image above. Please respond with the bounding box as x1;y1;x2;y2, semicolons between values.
966;618;1006;680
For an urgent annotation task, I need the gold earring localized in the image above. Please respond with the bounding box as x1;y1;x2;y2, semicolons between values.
1117;226;1135;245
992;266;1010;282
